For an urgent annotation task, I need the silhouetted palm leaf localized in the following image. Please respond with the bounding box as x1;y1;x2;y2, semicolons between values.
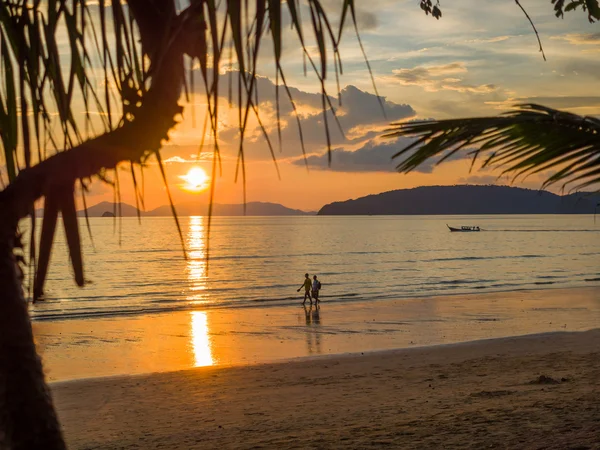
385;104;600;191
1;0;375;293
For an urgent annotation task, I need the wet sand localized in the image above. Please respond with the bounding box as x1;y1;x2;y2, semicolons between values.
52;329;600;449
35;287;600;382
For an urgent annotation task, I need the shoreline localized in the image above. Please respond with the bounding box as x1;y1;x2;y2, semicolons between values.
49;327;598;388
36;286;600;383
52;328;600;449
30;282;600;322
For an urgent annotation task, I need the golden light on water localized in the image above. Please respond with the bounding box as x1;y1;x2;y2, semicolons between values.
186;216;214;367
190;311;214;367
186;216;208;305
180;166;210;192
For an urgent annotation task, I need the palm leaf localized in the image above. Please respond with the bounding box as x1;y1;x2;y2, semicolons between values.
385;104;600;191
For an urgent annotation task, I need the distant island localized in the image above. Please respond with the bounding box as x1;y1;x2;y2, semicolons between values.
75;201;315;217
318;185;600;215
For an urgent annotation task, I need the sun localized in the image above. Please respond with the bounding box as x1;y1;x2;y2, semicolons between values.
180;167;210;192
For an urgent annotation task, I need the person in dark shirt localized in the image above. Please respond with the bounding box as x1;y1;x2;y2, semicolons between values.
297;273;312;305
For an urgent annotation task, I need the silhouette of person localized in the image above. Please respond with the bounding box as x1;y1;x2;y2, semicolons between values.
311;275;321;303
297;273;312;305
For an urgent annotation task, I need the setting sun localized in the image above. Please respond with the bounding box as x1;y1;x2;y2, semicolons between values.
180;167;210;192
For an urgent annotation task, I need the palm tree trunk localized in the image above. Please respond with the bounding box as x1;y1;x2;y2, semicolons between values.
0;223;66;450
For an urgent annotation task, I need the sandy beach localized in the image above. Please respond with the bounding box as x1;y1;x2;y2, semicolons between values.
52;329;600;449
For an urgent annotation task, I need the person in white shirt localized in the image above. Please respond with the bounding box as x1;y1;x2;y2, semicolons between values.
311;275;321;303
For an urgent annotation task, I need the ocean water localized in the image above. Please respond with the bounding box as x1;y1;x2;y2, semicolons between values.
26;215;600;321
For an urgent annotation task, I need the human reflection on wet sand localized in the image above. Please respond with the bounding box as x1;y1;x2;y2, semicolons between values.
303;304;322;355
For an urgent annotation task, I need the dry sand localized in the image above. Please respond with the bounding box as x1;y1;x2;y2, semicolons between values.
53;329;600;449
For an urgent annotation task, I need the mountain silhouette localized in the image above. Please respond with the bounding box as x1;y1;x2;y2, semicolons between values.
74;201;314;217
318;185;600;215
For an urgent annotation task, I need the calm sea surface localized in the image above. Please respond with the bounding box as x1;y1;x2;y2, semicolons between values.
26;215;600;321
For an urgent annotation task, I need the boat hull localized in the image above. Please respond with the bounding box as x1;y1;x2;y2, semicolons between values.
447;225;480;232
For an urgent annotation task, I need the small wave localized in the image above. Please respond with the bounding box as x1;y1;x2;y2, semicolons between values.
346;251;393;255
490;283;522;288
585;277;600;282
438;279;496;285
430;256;489;262
427;254;543;263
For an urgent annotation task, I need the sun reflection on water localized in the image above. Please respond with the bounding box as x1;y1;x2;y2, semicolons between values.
187;216;207;305
187;217;214;367
191;311;214;367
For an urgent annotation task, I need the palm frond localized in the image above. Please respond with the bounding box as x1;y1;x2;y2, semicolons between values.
385;104;600;191
0;0;379;299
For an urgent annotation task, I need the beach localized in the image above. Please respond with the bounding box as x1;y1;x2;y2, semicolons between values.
37;287;600;448
52;328;600;449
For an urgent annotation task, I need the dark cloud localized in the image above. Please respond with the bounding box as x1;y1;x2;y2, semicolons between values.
338;85;415;128
457;174;502;185
220;73;415;129
216;75;416;159
293;137;407;173
277;85;415;148
357;10;378;31
292;136;468;173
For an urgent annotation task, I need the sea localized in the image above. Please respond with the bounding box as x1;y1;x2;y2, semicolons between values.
26;214;600;322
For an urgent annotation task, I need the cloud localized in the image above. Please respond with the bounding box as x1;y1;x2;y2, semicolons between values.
320;0;378;31
519;96;600;109
565;60;600;81
465;36;511;44
441;82;497;94
292;136;468;173
486;96;600;111
163;156;192;164
222;72;415;129
391;62;497;94
216;76;416;159
393;63;467;86
552;33;600;46
293;138;404;173
332;85;416;130
457;174;502;185
158;154;213;164
357;10;378;31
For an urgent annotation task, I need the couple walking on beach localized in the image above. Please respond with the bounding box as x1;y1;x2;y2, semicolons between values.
297;273;321;305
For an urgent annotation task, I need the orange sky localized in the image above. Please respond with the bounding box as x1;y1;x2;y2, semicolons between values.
8;1;599;212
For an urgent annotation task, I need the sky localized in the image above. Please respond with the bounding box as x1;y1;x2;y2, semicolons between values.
14;0;600;212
